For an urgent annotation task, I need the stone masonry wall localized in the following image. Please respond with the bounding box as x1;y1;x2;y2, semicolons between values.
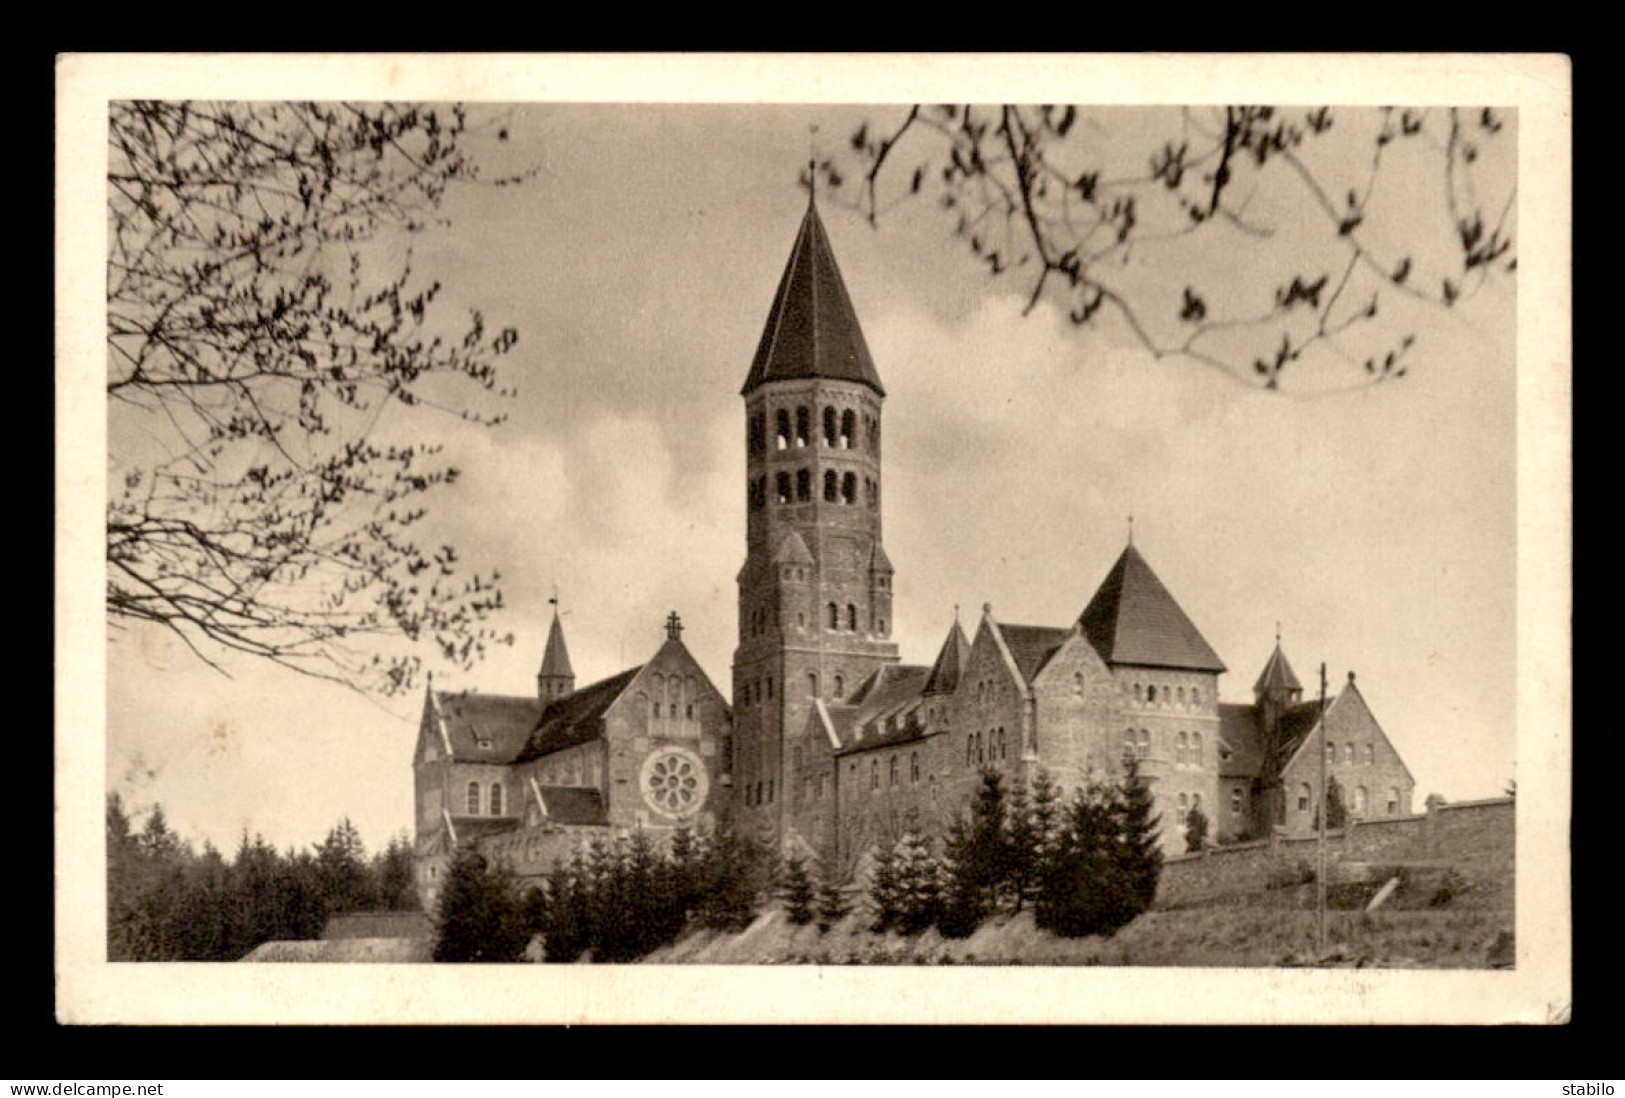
1155;796;1514;908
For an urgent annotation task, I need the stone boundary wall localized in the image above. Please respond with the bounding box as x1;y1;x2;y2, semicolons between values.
1156;796;1514;908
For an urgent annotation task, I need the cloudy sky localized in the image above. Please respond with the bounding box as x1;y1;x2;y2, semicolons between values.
103;100;1519;856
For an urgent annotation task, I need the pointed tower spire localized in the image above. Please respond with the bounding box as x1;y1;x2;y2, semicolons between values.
537;600;575;702
740;192;885;397
1254;633;1304;698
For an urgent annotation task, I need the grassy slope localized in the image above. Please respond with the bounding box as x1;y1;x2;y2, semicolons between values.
642;866;1514;968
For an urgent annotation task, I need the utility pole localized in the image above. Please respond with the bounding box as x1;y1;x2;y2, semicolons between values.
1317;661;1328;959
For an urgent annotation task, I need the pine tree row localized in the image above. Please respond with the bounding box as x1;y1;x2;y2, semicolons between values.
433;824;773;963
808;762;1166;942
106;794;419;961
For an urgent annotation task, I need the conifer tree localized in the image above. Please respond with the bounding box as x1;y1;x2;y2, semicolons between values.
1112;757;1163;918
1004;779;1038;913
780;857;816;926
695;826;766;932
1324;776;1348;831
865;838;904;933
939;770;1011;936
814;861;849;934
894;829;945;935
1185;804;1209;853
432;847;529;963
539;853;593;963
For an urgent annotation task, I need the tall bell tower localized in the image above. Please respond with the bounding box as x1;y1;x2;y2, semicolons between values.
732;184;899;850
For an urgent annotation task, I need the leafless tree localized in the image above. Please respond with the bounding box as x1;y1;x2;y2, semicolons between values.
823;105;1515;395
107;101;531;693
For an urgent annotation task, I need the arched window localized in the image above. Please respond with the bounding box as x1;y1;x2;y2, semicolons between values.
871;760;879;790
807;672;819;697
1074;672;1085;696
827;602;840;630
1231;787;1243;815
967;735;976;767
1147;685;1157;703
467;782;481;815
889;757;898;786
1387;788;1400;815
998;728;1007;760
1343;742;1355;764
685;702;694;720
840;409;856;448
824;469;838;502
834;674;845;698
775;472;791;504
775;409;790;450
1364;743;1375;766
1299;783;1312;812
1326;741;1336;764
868;478;879;509
1124;728;1137;759
1177;731;1189;763
1192;732;1202;764
842;472;857;505
823;405;838;446
1191;686;1201;705
868;418;879;450
847;603;858;630
910;752;920;783
796;468;811;501
1354;786;1368;816
878;617;887;635
490;783;503;816
795;406;810;447
1138;729;1151;759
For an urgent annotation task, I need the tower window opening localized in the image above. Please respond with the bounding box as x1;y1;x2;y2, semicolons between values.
847;603;858;631
824;469;838;502
775;409;791;450
823;406;838;447
796;406;810;447
841;472;857;505
834;674;845;698
776;472;791;504
828;602;840;630
840;409;855;448
796;468;811;501
807;672;819;697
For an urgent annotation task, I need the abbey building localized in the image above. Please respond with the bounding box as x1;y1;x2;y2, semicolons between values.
412;193;1416;907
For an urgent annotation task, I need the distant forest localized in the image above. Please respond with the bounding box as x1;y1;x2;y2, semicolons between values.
105;793;418;961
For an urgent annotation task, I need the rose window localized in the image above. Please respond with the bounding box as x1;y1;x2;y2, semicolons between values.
640;747;708;817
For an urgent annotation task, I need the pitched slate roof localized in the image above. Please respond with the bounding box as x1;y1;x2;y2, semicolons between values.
535;786;608;826
1269;697;1333;782
538;613;574;680
923;620;971;695
513;666;644;763
1217;703;1267;779
1078;545;1226;673
447;814;521;842
740;198;885;397
1253;642;1303;694
999;623;1073;683
434;691;543;763
837;664;933;755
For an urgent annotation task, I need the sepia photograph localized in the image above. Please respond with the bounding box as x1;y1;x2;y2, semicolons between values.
57;53;1571;1025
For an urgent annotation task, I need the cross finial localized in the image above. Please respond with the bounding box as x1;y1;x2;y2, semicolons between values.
1276;621;1281;644
549;584;560;616
1128;514;1135;546
665;611;683;642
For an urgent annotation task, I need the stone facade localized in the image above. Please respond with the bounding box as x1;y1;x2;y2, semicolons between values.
410;194;1423;902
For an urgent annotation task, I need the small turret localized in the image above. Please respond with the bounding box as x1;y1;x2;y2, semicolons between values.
537;607;575;702
1253;629;1303;741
